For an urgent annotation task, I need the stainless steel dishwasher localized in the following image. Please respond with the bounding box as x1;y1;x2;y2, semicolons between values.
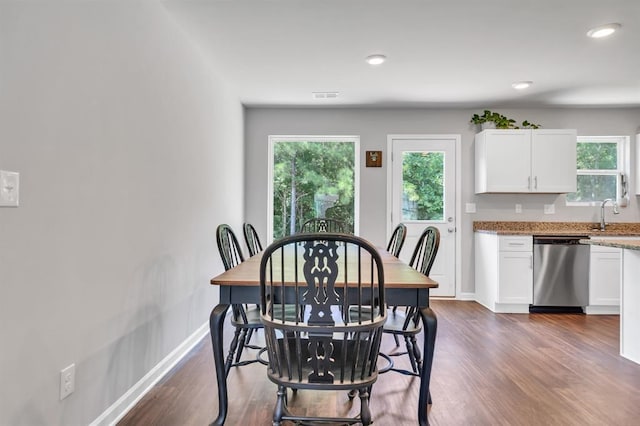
531;236;590;312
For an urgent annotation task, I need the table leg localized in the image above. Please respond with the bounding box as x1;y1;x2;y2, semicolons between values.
209;303;230;426
418;307;437;426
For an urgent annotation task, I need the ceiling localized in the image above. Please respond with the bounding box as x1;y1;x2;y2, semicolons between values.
164;0;640;108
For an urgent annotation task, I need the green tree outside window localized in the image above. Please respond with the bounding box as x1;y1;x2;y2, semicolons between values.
402;152;444;221
567;140;620;203
273;141;355;239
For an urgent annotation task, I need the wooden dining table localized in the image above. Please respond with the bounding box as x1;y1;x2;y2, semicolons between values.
209;247;438;426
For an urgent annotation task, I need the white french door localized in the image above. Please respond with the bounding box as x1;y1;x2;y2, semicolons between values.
388;135;460;297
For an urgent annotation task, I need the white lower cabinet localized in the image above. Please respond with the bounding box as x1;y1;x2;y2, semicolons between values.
476;233;624;314
498;251;533;304
586;244;621;314
476;233;533;313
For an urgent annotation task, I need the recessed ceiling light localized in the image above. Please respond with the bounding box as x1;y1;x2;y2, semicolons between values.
512;81;533;90
365;54;386;65
312;92;339;100
587;23;621;38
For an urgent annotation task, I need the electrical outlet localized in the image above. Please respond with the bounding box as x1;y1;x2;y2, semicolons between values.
544;204;555;214
515;204;522;213
60;364;75;400
0;170;19;207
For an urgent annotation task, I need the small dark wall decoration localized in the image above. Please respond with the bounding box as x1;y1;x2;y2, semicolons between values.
366;151;382;167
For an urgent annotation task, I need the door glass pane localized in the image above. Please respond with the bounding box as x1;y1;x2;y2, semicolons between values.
272;141;355;239
566;174;617;202
402;151;444;221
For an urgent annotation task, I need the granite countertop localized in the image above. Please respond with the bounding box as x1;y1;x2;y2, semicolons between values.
580;238;640;250
473;221;640;237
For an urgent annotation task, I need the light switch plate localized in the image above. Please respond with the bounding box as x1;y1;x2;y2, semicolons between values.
543;204;555;214
465;203;476;213
0;170;19;207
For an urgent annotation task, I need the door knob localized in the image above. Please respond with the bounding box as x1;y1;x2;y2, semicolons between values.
448;227;455;233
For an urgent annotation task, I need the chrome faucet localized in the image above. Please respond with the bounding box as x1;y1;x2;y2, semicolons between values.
600;198;620;231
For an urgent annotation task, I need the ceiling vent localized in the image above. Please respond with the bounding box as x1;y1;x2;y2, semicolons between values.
312;92;339;100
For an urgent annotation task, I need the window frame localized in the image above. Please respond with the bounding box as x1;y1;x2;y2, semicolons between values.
267;135;360;243
566;135;630;206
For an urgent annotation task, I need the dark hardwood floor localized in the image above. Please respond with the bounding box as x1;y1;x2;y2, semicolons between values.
117;300;640;425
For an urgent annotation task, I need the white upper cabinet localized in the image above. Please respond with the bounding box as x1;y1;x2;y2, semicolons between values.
531;130;578;192
476;129;530;193
475;129;577;193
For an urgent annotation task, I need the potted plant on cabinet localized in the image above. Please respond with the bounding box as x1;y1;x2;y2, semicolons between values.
470;110;540;130
520;120;541;129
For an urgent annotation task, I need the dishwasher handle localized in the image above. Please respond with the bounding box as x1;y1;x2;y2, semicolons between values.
533;236;589;245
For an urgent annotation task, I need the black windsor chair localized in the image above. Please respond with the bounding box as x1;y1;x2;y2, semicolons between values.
381;226;440;376
385;223;408;346
243;223;263;257
215;224;266;375
387;223;407;258
259;233;386;425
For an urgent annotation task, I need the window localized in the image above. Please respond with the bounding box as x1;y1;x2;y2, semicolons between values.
267;136;360;241
566;136;629;205
401;151;444;221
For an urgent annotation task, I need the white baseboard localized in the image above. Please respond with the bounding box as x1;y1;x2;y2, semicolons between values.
493;303;530;314
585;305;620;315
456;292;476;301
430;292;476;301
90;322;210;426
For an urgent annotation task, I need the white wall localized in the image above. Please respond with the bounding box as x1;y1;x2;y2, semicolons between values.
0;1;244;424
244;107;640;295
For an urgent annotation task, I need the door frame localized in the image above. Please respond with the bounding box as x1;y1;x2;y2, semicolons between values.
386;134;462;299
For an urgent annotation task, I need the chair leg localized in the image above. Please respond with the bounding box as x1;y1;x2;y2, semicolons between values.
359;388;372;426
410;334;423;373
245;328;254;345
272;385;286;426
234;328;248;363
404;335;418;373
393;334;401;347
225;327;242;376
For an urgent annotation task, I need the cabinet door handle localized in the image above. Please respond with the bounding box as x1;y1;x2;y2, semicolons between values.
528;176;531;190
534;176;538;190
530;254;533;269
